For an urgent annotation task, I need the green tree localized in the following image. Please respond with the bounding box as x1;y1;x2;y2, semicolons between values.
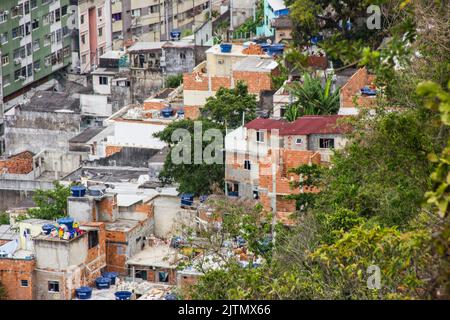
154;119;225;195
165;74;183;88
286;73;340;116
0;212;9;225
201;81;257;129
27;182;71;220
0;281;7;300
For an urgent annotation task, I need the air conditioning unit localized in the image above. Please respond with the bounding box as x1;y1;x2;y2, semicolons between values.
14;58;22;65
218;59;224;64
34;67;40;72
111;18;115;23
18;75;26;81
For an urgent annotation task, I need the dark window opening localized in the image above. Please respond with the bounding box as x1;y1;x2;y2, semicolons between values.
319;138;335;149
158;271;169;282
88;230;99;248
244;160;251;170
135;270;147;280
48;281;59;292
21;279;29;287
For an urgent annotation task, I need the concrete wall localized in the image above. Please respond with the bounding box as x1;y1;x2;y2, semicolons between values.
34;236;88;270
5;110;81;155
108;120;167;149
80;94;112;117
0;190;33;212
153;195;196;239
163;46;196;76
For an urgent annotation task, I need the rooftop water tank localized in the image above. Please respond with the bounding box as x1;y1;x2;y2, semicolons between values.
180;194;194;206
42;224;55;235
95;277;111;290
71;185;86;197
170;30;181;40
220;43;232;53
75;287;92;300
103;272;119;285
88;185;107;197
161;107;174;118
115;291;132;300
57;217;74;230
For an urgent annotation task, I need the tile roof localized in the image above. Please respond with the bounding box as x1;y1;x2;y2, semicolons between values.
244;115;350;135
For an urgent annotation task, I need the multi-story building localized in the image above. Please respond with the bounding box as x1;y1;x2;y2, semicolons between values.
256;0;289;37
75;0;112;74
111;0;211;49
0;0;73;104
225;115;350;225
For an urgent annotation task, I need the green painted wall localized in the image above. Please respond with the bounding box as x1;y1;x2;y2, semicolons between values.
0;0;72;99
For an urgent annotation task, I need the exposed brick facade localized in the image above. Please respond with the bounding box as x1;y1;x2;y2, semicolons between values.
184;106;201;119
233;70;276;94
340;67;377;109
105;145;123;157
0;258;35;300
0;151;34;175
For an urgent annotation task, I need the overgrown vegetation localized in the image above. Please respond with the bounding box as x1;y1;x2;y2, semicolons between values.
27;182;71;220
0;212;9;225
165;74;183;88
0;282;7;300
181;0;450;300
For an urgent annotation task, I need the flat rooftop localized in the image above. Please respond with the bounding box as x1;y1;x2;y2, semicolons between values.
126;244;184;269
21;91;80;113
63;167;151;183
233;56;278;73
206;44;269;57
69;127;106;144
105;219;143;233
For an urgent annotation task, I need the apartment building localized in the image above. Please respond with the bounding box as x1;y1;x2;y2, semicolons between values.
0;0;72;102
76;0;112;74
225;115;350;225
256;0;289;37
111;0;211;49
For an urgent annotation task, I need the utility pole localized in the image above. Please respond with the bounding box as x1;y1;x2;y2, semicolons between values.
229;0;234;41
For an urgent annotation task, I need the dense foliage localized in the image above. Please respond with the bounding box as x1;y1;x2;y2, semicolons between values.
181;0;450;300
27;182;71;220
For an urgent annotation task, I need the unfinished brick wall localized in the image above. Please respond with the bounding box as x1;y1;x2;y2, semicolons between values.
340;67;377;109
143;100;166;111
98;195;118;222
135;203;155;219
0;151;34;175
0;258;35;300
211;76;231;91
233;70;275;94
184;106;201;119
183;72;209;91
105;145;123;157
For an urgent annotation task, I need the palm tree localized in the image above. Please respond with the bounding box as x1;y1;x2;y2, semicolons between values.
287;73;340;117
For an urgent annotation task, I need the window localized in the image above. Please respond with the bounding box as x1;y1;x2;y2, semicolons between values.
55;8;61;22
256;131;265;143
33;39;40;51
32;19;39;29
27;63;33;77
98;27;103;37
131;9;141;17
0;11;8;24
12;25;24;39
2;75;10;87
2;54;9;66
61;5;68;16
24;1;30;14
81;54;87;64
0;32;7;44
44;55;51;67
14;67;26;81
81;34;86;44
112;13;122;21
26;43;32;56
135;270;147;280
295;138;303;145
31;0;37;9
99;76;108;85
80;14;84;24
34;60;40;71
98;7;102;17
319;138;335;149
63;46;70;58
244;160;251;170
150;5;160;13
88;231;99;249
21;280;29;287
44;34;51;46
11;4;23;18
48;281;59;292
158;271;169;282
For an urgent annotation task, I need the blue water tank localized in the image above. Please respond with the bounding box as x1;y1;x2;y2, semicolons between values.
57;217;74;230
103;272;119;285
95;277;111;290
76;287;92;300
42;224;55;235
220;43;232;53
170;30;181;40
267;44;285;56
181;194;194;206
115;291;132;300
176;109;185;115
165;293;177;300
71;185;86;197
199;195;208;203
161;108;174;118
